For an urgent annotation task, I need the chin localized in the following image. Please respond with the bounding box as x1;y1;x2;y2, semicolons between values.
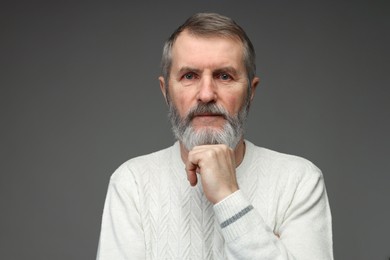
193;126;223;133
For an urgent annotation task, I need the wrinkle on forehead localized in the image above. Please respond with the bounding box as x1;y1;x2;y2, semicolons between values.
170;31;245;75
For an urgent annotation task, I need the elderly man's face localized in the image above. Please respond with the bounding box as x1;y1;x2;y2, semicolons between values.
159;30;258;150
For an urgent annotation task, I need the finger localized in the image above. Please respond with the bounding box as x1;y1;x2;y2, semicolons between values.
186;162;198;186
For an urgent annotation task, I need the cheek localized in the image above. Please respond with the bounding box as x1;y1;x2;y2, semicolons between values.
223;92;246;114
170;90;196;116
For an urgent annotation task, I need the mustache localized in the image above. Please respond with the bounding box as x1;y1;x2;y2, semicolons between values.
186;103;229;121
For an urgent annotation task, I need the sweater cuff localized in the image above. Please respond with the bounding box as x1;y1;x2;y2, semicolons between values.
213;190;256;242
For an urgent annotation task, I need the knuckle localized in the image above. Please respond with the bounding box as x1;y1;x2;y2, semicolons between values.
206;149;216;158
220;145;232;154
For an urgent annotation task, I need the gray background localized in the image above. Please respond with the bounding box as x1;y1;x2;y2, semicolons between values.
1;1;389;259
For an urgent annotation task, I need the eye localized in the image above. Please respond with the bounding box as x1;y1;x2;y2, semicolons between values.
218;73;231;81
183;72;195;80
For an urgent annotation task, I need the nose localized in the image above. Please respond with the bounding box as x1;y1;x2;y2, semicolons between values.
197;77;217;103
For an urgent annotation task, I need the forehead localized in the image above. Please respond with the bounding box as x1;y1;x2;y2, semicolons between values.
171;30;245;70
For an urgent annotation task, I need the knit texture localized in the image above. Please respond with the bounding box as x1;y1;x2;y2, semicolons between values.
97;140;333;259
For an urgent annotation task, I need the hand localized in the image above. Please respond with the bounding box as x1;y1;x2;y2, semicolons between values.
185;144;239;204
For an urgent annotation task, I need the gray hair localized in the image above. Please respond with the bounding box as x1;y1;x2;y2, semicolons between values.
161;13;256;83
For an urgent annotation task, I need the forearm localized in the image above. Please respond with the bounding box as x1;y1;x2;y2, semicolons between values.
213;190;333;260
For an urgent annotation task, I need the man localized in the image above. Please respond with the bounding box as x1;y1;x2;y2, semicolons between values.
97;13;333;259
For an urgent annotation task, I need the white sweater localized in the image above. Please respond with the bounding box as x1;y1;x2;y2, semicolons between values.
97;140;333;259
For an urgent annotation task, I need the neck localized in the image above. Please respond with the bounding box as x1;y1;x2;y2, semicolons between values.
179;138;246;167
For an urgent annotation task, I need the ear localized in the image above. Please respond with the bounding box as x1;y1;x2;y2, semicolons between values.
249;76;260;101
159;76;168;105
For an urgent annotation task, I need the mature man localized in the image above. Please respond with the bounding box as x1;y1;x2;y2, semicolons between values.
97;13;333;259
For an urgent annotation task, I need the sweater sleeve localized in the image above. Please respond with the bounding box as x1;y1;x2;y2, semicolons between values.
96;164;145;260
213;169;333;260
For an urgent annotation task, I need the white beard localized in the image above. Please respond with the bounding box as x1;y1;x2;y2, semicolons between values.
168;102;249;151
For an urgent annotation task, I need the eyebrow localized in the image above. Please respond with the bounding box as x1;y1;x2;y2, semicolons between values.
213;67;239;76
177;67;201;75
177;66;239;76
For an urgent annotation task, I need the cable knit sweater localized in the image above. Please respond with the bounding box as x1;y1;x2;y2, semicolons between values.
97;140;333;259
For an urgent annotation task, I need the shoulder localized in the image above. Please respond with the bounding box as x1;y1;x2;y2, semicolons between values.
245;140;323;184
110;144;178;183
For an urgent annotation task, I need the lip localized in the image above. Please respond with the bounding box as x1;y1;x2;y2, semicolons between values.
191;114;225;124
193;113;224;117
